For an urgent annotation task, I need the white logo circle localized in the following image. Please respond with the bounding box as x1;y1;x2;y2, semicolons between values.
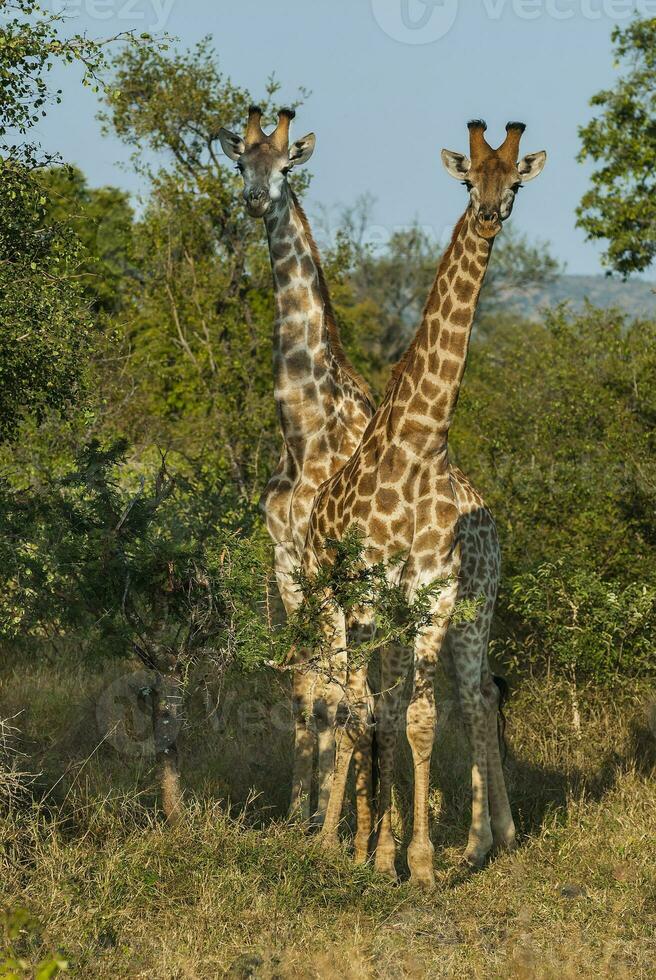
96;670;164;758
371;0;459;44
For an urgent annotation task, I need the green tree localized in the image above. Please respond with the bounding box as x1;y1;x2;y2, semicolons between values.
0;1;137;442
577;17;656;276
40;166;135;316
453;305;656;681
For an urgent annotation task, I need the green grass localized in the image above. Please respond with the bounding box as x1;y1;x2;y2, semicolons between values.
1;651;655;978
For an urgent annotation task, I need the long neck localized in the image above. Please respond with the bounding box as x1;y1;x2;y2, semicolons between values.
385;208;493;458
263;187;335;447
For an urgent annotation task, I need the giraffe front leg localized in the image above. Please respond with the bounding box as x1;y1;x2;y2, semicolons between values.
374;645;411;880
314;659;346;828
406;583;457;890
319;617;373;853
352;666;375;865
289;667;315;822
405;660;438;888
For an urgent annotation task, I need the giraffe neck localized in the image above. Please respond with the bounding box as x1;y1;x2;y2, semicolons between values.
384;207;493;458
264;186;338;447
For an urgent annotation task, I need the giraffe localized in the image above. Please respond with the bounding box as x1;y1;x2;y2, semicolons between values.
303;120;546;887
218;108;376;850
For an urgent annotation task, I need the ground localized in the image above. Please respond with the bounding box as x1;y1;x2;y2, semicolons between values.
1;650;655;978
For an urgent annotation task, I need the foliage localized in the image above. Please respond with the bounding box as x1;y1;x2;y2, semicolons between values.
291;526;481;673
577;17;656;275
0;0;125;161
0;2;140;444
39;166;134;316
0;440;279;677
501;561;656;682
454;305;656;681
0;163;91;442
0;908;67;979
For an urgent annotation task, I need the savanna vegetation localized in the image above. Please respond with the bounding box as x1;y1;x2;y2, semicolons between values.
1;5;655;977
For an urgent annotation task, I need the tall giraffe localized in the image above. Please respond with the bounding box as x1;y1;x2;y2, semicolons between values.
218;108;376;848
304;120;546;887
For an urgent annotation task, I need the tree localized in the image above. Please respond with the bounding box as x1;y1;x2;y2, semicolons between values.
40;166;135;316
452;305;656;682
577;17;656;276
0;1;137;442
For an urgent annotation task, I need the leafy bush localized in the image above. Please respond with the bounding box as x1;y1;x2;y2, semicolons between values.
499;561;656;682
455;305;656;682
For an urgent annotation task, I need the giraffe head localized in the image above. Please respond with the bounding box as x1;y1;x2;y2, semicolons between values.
441;120;546;239
218;106;315;218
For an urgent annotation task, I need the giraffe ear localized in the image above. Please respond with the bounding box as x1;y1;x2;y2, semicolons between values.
218;128;245;161
288;133;316;167
441;149;471;181
517;150;546;182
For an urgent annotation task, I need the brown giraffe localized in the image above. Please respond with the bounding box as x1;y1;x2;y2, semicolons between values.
303;120;546;887
218;108;376;847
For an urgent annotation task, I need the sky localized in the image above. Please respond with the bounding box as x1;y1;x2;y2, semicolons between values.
28;0;656;275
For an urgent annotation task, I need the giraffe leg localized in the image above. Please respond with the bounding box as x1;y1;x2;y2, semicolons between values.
349;625;375;864
452;648;494;868
289;667;315;821
314;667;345;827
482;665;516;851
319;614;374;852
374;644;411;879
406;628;447;889
352;667;375;864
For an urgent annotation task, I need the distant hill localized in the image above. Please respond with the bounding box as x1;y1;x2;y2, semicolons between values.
499;274;656;321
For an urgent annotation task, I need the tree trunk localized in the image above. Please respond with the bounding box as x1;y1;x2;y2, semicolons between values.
151;673;183;822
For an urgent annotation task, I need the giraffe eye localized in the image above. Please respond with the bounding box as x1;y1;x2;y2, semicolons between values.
462;180;473;191
281;166;291;176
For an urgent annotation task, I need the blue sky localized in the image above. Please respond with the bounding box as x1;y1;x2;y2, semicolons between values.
30;0;656;275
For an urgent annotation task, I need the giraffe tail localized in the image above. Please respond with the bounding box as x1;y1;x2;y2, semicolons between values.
493;674;509;764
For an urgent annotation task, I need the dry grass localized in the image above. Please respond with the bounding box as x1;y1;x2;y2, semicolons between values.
1;650;655;978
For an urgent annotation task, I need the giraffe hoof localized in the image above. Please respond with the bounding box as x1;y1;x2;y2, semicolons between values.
493;834;518;854
374;860;398;882
462;849;488;871
407;840;436;889
409;868;436;890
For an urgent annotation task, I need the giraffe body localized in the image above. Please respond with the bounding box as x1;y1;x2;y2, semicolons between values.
305;122;546;886
219;109;374;829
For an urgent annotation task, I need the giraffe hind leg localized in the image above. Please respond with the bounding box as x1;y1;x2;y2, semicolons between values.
447;618;515;866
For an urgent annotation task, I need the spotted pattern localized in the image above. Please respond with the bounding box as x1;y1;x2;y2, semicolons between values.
259;182;375;830
305;207;516;887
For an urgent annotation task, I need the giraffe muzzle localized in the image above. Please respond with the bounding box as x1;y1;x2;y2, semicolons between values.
475;209;502;238
245;188;271;217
